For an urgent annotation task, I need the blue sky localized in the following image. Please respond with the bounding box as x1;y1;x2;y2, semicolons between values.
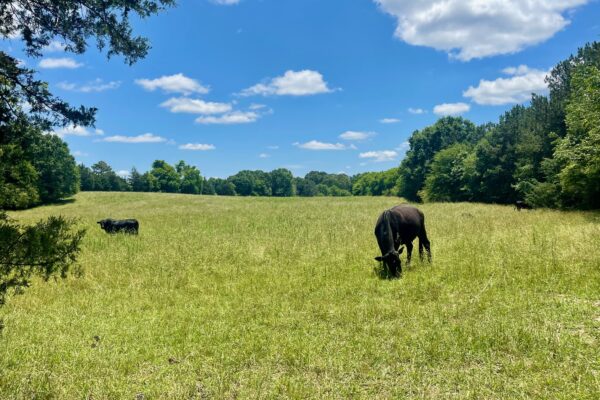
3;0;600;178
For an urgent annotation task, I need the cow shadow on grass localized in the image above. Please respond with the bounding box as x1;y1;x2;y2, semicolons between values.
372;263;402;280
28;198;76;209
372;260;427;279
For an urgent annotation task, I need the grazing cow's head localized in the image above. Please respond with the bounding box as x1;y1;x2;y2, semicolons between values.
375;247;403;275
97;219;109;230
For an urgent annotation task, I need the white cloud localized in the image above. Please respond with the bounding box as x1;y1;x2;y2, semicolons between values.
72;150;88;157
249;103;267;110
259;153;270;158
396;141;410;151
294;140;349;151
102;133;167;143
374;0;589;61
339;131;376;141
160;97;232;114
57;79;121;93
463;65;550;105
267;145;279;150
51;125;103;137
117;170;130;178
38;57;82;69
179;143;216;151
433;102;470;116
135;73;209;95
408;107;426;114
380;118;401;124
359;150;398;162
43;41;66;52
195;111;259;124
240;70;334;96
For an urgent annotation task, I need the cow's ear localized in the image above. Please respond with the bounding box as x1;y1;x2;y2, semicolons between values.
97;221;101;224
374;256;383;262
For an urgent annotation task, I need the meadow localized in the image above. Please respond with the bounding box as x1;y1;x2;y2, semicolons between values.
0;192;598;399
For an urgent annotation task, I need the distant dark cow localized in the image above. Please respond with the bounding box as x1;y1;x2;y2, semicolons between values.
374;205;431;277
97;219;139;234
515;201;533;211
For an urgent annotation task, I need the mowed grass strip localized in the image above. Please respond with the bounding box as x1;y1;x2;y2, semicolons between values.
1;192;599;399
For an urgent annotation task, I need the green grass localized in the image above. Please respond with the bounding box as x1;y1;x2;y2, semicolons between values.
1;192;599;399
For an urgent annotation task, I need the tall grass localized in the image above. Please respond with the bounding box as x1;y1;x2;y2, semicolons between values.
1;192;598;398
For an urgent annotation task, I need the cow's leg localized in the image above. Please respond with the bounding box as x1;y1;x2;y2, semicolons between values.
406;242;413;267
419;230;432;263
420;236;431;263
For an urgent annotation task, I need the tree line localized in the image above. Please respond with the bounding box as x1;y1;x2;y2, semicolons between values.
78;161;400;198
398;42;600;210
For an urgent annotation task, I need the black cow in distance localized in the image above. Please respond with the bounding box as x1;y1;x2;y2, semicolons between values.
97;219;139;234
515;201;533;211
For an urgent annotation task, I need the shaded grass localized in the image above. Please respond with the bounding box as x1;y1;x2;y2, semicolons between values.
1;192;599;398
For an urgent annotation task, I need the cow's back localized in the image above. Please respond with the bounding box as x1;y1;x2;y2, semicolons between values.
389;205;424;243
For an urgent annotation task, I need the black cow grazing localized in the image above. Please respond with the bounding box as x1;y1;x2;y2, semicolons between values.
97;219;139;234
374;205;431;277
515;201;533;211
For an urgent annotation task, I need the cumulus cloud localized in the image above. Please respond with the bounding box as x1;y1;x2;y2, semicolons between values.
102;133;167;143
38;57;82;69
240;70;334;96
380;118;401;124
463;65;550;105
179;143;216;151
195;111;259;124
294;141;350;151
374;0;589;61
408;107;426;114
57;79;121;93
339;131;376;141
51;125;104;137
259;153;270;158
433;102;470;116
135;73;209;95
160;97;232;114
43;41;66;52
359;150;398;162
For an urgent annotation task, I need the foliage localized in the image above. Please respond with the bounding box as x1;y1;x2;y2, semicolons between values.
79;162;128;192
270;168;295;197
227;170;271;196
352;168;400;196
398;117;479;201
554;64;600;209
1;118;79;208
422;144;475;202
176;161;203;195
0;144;39;209
149;160;180;193
0;211;85;306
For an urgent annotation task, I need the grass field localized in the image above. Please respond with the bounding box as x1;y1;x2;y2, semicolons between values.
1;192;599;399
